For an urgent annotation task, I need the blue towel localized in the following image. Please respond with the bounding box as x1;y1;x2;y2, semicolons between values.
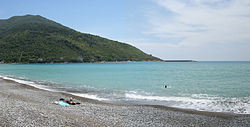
58;101;70;106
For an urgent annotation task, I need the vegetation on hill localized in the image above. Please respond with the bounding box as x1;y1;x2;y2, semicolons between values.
0;15;161;63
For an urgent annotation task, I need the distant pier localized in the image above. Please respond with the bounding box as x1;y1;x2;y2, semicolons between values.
164;60;197;62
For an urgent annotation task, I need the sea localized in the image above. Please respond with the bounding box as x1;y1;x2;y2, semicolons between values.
0;62;249;114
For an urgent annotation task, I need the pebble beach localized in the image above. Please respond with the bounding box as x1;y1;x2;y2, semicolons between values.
0;79;249;127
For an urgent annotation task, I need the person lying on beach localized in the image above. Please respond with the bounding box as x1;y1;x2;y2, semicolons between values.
59;97;81;105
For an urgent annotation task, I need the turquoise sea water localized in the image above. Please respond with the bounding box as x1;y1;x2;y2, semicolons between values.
0;62;249;114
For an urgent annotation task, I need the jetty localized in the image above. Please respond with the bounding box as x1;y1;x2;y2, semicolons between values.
164;60;197;62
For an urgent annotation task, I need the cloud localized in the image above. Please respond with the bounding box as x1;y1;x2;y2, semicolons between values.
128;0;250;60
145;0;250;47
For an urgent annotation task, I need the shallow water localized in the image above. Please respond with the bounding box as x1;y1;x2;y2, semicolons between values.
0;62;249;114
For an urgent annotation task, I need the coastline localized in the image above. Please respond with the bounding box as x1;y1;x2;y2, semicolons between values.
0;60;164;65
0;78;249;126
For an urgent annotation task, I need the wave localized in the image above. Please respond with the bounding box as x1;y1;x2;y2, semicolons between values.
69;93;109;101
0;75;54;92
0;75;109;102
125;92;250;114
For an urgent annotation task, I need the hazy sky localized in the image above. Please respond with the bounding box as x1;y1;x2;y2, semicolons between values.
1;0;250;61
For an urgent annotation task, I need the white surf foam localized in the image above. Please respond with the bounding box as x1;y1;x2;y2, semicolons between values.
0;75;55;92
125;93;211;103
125;93;250;114
70;93;109;101
0;75;109;102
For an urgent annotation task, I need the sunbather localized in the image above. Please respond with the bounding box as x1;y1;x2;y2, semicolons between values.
59;97;80;105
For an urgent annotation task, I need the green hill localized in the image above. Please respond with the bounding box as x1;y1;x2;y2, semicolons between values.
0;15;161;63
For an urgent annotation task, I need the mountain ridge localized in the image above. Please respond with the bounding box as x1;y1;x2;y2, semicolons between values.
0;15;161;63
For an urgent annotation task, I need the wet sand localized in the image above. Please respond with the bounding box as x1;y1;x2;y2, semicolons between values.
0;79;249;127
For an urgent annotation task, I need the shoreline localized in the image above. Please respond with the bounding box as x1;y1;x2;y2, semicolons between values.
3;77;249;117
0;60;164;65
1;75;249;116
1;78;250;126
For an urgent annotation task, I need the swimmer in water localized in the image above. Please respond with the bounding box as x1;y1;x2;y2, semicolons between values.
164;85;168;88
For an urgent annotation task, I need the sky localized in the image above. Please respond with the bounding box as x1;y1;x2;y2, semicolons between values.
1;0;250;61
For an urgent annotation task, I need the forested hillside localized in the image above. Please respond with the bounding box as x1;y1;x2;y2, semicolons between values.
0;15;161;63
